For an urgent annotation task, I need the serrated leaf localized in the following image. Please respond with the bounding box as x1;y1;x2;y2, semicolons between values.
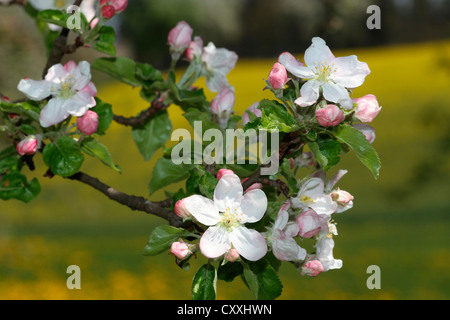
259;99;298;133
334;124;381;179
142;225;194;256
192;264;217;300
81;137;120;173
93;26;116;56
148;158;190;194
132;110;172;161
242;260;283;300
42;136;84;177
307;134;341;171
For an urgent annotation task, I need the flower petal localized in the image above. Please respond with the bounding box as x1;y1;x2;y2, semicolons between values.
278;52;315;79
200;226;231;259
214;173;243;212
17;79;53;101
304;37;335;67
39;97;69;127
64;91;96;117
240;189;267;223
229;227;267;261
294;80;320;107
70;61;92;91
322;82;350;104
184;194;220;226
45;63;69;83
310;194;337;216
272;236;306;261
331;55;370;88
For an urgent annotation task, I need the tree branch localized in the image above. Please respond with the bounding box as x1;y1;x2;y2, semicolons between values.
67;171;183;227
113;96;168;127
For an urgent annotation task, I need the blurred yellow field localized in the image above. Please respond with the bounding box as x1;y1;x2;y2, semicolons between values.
0;40;449;300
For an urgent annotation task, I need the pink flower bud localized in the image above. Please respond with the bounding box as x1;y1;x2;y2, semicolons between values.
296;210;327;238
242;102;262;125
316;104;344;127
16;136;38;156
353;94;381;123
217;169;235;180
100;5;115;19
77;110;99;136
225;248;240;262
174;198;192;219
210;87;235;128
186;36;203;61
331;189;354;206
352;123;376;143
301;260;324;277
100;0;128;14
170;240;191;260
268;62;288;90
168;21;193;55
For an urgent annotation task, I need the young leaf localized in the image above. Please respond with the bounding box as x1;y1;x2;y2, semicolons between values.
307;134;341;171
142;225;193;256
42;136;84;177
91;57;141;87
259;99;298;133
148;158;190;194
81;137;121;173
242;260;283;300
132;110;172;161
91;98;113;136
93;26;116;56
0;172;41;203
192;264;217;300
334;124;381;179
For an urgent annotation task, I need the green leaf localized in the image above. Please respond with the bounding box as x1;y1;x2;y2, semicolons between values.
307;134;341;171
217;261;244;283
42;136;84;177
0;172;40;203
37;9;87;31
91;98;113;135
148;158;190;194
259;99;298;133
242;260;283;300
0;100;40;122
183;108;219;135
91;57;141;87
192;264;217;300
132;110;172;161
142;225;193;256
334;124;381;179
135;62;164;84
81;137;121;173
0;146;21;173
93;26;116;56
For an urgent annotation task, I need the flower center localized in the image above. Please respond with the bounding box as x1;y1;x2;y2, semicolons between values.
300;195;315;204
314;62;336;82
219;206;243;230
55;76;76;99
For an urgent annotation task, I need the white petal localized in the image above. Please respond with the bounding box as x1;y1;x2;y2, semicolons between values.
184;195;220;226
70;61;92;91
240;189;267;223
229;227;267;261
310;194;337;216
200;226;231;259
322;82;350;104
273;209;289;230
45;63;68;83
294;80;320;107
29;0;56;10
316;237;342;271
64;91;96;117
278;52;315;79
39;97;69;127
304;37;335;67
272;237;306;261
284;222;300;238
214;173;243;212
17;79;53;101
331;55;371;88
299;177;325;200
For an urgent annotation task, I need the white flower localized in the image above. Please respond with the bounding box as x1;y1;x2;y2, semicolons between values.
268;206;306;261
183;173;268;261
201;42;238;92
17;60;96;127
323;169;354;213
279;37;370;108
291;177;337;217
313;221;342;271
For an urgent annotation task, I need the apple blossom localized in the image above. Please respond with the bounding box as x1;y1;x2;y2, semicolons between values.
216;168;235;181
100;0;128;14
174;198;192;219
182;173;268;261
17;60;97;128
296;209;327;238
186;36;203;61
16;136;38;156
224;248;240;263
76;110;98;135
279;37;370;108
168;21;193;59
316;104;344;127
314;234;343;272
291;177;337;216
170;239;195;261
210;87;235;129
331;189;354;213
268;62;288;90
300;259;324;277
353;94;381;123
201;42;238;92
352;123;376;143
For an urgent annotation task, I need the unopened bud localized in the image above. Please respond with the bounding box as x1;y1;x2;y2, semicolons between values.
316;104;344;127
77;110;98;136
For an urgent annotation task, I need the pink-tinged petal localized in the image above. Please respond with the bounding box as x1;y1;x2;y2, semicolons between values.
321;82;350;104
272;236;306;261
64;60;77;73
64;91;96;117
200;226;231;259
300;177;325;200
304;37;335;67
240;189;267;223
274;209;289;230
71;61;92;91
294;80;320;107
310;194;337;216
184;194;220;226
331;55;371;88
325;169;348;192
229;227;267;261
80;81;97;97
39;97;69;127
296;209;327;238
205;73;230;93
17;79;53;101
202;42;238;73
214;173;243;212
284;222;300;238
352;123;376;143
278;52;315;79
45;63;69;83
